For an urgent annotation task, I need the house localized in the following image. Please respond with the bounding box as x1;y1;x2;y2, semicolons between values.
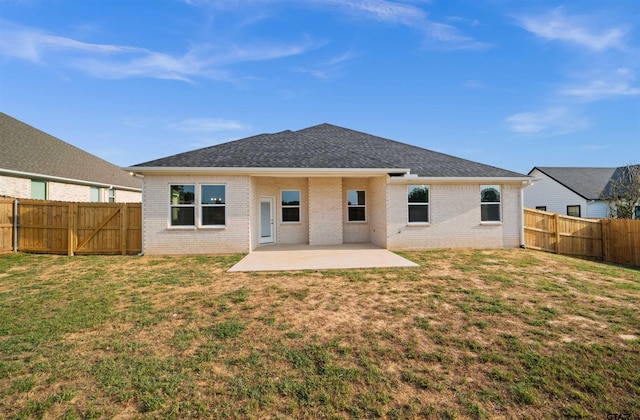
524;166;638;218
127;123;532;255
0;113;141;202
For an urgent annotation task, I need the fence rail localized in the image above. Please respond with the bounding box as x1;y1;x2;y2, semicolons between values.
0;198;141;255
524;208;640;266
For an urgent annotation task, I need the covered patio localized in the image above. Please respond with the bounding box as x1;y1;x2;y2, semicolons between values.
228;243;419;272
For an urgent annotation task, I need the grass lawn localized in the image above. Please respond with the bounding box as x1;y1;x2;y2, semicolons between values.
0;249;638;419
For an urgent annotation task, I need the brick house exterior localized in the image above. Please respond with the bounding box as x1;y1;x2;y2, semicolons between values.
128;124;531;255
0;113;141;202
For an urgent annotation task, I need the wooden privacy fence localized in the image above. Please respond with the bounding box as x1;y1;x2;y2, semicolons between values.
524;208;640;266
0;198;141;255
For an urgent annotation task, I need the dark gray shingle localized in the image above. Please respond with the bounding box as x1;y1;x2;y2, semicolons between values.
134;123;527;178
0;113;141;190
532;166;639;200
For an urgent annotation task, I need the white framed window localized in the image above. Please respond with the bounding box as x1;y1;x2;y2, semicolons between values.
31;179;47;200
281;190;300;223
170;184;195;226
480;185;501;222
201;185;226;226
408;185;429;223
347;190;366;222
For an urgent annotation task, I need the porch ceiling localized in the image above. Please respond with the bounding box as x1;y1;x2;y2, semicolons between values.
228;243;419;272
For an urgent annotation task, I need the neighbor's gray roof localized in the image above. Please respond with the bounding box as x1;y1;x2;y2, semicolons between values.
530;167;617;200
133;123;526;178
0;113;141;190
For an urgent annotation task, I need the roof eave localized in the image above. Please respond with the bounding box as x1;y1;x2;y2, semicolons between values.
388;176;535;185
124;166;412;177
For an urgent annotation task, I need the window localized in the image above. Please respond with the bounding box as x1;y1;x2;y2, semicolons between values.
536;206;547;211
408;185;429;223
635;206;640;220
201;185;225;226
108;189;115;203
170;185;195;226
31;180;47;200
282;190;300;222
347;190;366;222
567;205;581;218
481;185;501;222
90;186;100;202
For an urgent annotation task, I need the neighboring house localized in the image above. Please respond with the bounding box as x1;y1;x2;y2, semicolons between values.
0;113;141;202
524;166;630;218
127;123;532;255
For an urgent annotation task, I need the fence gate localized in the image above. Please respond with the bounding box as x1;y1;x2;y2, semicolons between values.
3;199;141;255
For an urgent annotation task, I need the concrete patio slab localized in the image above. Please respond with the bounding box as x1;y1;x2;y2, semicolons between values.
228;243;419;272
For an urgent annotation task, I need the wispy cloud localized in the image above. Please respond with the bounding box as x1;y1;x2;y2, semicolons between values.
295;50;357;80
317;0;488;49
187;0;487;50
169;118;248;132
505;107;588;136
463;79;485;89
560;68;640;101
314;0;425;26
0;19;319;82
515;8;628;51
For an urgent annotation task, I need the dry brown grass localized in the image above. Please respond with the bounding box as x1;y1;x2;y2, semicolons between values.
0;249;638;419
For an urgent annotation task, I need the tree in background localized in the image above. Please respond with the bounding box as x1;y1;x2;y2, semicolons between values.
604;164;640;219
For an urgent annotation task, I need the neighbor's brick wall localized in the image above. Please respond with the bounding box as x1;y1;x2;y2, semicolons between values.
386;183;522;250
308;177;343;245
0;174;140;202
252;177;309;248
143;175;251;255
0;175;29;198
342;178;370;243
368;176;387;248
48;182;92;202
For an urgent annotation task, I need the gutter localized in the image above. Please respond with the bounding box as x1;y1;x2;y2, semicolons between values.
0;168;141;192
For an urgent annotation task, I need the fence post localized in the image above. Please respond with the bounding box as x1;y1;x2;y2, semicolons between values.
120;204;128;255
67;202;77;256
13;198;18;252
601;219;608;263
554;213;560;254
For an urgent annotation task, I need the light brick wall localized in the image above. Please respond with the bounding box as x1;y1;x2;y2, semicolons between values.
0;174;140;202
48;182;92;202
252;177;309;248
342;178;370;243
368;176;387;248
115;189;142;203
143;175;251;255
387;183;522;250
0;175;30;198
308;177;343;245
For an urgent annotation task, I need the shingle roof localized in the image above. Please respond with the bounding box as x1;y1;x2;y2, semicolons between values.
530;167;618;200
133;123;526;178
0;113;141;190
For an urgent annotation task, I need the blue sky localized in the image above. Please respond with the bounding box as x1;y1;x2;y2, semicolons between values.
1;0;638;174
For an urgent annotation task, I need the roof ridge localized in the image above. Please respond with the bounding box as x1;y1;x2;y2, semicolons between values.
294;125;396;169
